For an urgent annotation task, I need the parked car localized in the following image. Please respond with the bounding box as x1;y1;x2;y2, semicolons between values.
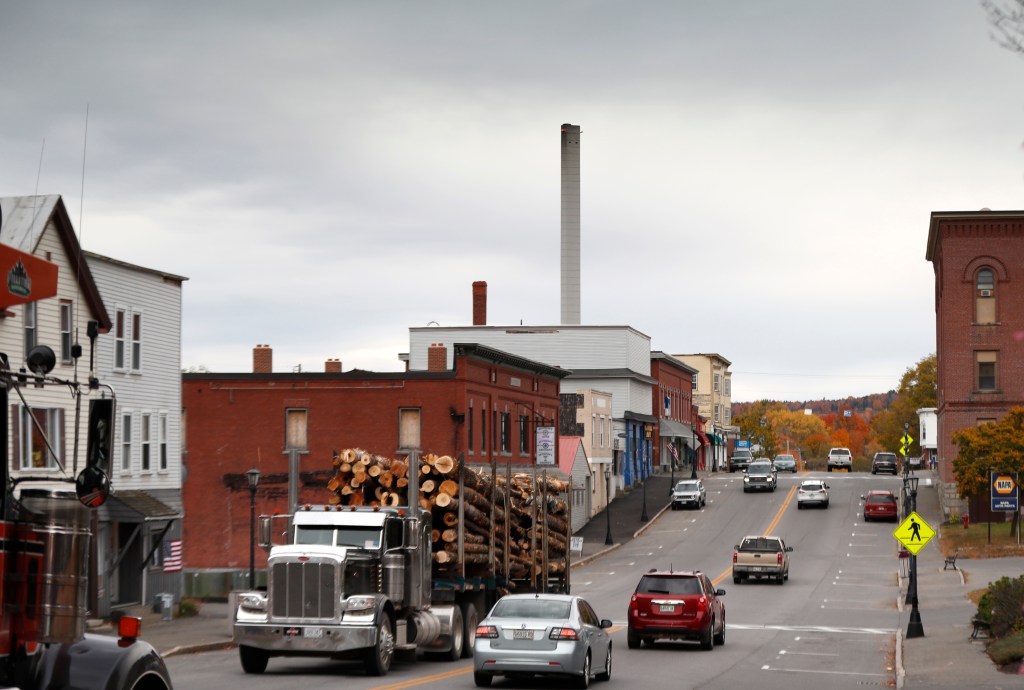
773;454;798;473
862;490;899;522
671;479;706;510
871;452;898;475
473;593;612;688
827;447;853;472
796;479;830;509
626;569;726;651
743;461;777;492
728;449;754;473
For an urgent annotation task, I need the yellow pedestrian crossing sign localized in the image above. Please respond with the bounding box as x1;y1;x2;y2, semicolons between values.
893;512;934;555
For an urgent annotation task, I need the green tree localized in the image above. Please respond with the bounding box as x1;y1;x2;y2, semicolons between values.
734;400;782;458
870;354;936;457
951;407;1024;498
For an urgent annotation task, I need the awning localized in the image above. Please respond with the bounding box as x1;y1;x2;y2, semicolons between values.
695;429;710;447
658;419;693;439
100;490;183;523
707;433;722;445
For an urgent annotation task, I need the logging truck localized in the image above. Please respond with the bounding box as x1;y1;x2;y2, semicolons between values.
233;448;571;676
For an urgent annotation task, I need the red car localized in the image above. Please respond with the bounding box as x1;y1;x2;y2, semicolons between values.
863;490;898;522
627;570;726;651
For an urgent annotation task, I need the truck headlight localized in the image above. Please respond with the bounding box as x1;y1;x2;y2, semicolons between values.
240;593;268;611
346;595;376;612
743;477;750;483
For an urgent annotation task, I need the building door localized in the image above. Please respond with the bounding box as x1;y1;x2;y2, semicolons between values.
115;522;143;606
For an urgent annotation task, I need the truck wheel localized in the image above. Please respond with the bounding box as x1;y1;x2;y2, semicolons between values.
447;606;465;661
474;671;493;687
461;602;479;658
239;645;268;674
364;612;394;676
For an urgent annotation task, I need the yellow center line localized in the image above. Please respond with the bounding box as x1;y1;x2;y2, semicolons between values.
712;484;798;587
370;665;472;689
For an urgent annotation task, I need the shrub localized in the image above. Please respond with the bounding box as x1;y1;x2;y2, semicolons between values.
976;575;1024;638
178;598;201;618
987;632;1024;667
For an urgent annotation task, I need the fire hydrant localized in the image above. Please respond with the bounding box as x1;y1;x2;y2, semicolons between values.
963;514;970;529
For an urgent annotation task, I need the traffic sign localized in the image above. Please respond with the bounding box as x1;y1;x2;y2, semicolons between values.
893;512;935;555
991;471;1019;512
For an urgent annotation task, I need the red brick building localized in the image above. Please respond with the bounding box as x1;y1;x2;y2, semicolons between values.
649;352;699;474
926;210;1024;516
181;343;567;572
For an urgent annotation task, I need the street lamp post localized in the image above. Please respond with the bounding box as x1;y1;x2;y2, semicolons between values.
670;441;676;496
605;466;614;545
905;475;924;638
246;468;261;589
641;426;651;522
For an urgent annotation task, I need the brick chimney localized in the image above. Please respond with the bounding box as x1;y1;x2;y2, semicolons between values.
427;343;448;372
472;281;487;326
325;358;342;373
253;344;273;373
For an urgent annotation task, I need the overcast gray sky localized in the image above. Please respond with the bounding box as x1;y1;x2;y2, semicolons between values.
2;1;1021;402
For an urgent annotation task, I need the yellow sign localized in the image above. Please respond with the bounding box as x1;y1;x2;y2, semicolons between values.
893;511;934;555
994;475;1016;494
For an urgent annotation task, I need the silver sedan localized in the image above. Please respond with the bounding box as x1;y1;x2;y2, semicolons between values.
473;593;613;688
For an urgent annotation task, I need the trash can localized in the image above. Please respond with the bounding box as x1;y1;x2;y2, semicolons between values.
160;593;174;621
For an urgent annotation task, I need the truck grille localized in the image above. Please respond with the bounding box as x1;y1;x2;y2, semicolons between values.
270;561;337;620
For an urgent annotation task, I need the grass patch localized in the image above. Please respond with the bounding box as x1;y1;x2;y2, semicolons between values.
987;631;1024;667
939;522;1024;559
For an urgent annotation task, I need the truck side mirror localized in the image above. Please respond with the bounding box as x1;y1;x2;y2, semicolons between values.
86;398;116;472
75;465;110;507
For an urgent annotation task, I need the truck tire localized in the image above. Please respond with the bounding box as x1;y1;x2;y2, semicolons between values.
446;606;465;661
461;601;479;659
364;612;394;676
239;645;269;674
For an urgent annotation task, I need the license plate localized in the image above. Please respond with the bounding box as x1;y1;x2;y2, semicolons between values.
303;627;324;639
659;604;676;613
749;566;764;572
512;629;534;640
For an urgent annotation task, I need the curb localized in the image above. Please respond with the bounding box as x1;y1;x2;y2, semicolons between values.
164;641;236;658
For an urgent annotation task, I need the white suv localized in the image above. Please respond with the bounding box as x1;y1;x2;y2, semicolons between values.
827;447;852;472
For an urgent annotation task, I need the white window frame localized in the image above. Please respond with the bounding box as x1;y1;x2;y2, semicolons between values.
121;412;133;472
60;301;73;364
159;413;168;471
23;302;36;358
114;309;127;370
16;406;63;470
131;311;142;371
141;413;151;472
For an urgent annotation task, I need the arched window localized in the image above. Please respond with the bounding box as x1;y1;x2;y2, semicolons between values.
975;268;996;324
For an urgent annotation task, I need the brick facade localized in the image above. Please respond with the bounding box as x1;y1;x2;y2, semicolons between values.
926;210;1024;516
181;343;566;570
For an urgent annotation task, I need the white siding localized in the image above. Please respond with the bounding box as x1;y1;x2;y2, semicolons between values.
86;254;185;495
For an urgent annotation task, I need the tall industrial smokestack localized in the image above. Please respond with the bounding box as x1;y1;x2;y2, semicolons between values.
560;123;581;325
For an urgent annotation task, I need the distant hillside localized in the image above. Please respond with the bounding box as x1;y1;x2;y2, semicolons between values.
733;392;898;419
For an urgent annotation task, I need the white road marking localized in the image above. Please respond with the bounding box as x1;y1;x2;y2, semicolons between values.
778;650;840;657
727;623;894;635
762;667;888;677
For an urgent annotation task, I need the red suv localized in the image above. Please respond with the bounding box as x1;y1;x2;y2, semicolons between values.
863;490;898;522
627;570;726;651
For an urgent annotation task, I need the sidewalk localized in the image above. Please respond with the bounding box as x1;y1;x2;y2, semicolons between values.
91;468;1024;689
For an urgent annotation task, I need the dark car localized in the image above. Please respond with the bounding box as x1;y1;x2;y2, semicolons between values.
742;461;777;492
862;490;899;522
728;449;753;473
871;452;898;475
627;570;726;651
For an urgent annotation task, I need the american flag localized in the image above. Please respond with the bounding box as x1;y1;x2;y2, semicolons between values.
163;539;183;573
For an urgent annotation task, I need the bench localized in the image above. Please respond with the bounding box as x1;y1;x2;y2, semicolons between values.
943;549;960;570
971;617;991;640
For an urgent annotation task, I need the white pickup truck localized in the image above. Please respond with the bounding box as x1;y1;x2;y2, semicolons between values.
732;535;793;584
827;447;853;472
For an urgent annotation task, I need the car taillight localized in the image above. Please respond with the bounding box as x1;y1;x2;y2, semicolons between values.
697;596;707;611
777;553;783;565
733;552;738;564
549;627;579;640
476;625;498;639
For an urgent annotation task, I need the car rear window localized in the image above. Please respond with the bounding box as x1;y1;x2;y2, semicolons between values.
800;483;824;491
740;538;782;552
868;495;896;505
491;598;570;619
831;449;851;456
875;454;896;461
636;575;702;595
675;482;699;491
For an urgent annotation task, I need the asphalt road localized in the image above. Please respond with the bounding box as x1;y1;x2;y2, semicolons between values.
167;470;908;689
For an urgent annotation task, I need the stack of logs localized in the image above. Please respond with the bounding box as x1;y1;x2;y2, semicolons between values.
326;449;570;582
